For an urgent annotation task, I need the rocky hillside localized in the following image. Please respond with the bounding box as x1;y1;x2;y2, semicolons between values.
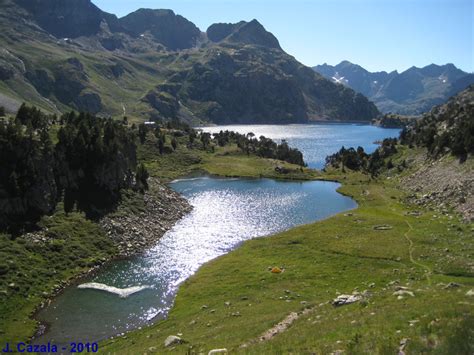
390;86;473;221
0;0;379;123
325;85;473;220
314;61;473;115
402;151;473;222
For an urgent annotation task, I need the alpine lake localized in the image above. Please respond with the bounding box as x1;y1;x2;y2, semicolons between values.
36;123;400;344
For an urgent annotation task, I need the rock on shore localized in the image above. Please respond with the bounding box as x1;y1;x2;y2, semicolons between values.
100;178;192;256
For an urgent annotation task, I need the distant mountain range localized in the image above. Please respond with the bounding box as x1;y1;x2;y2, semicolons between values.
0;0;379;124
313;61;474;115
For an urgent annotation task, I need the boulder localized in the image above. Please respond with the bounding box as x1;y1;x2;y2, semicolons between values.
393;290;415;297
275;166;290;174
444;282;461;289
164;335;183;347
332;294;362;307
373;224;393;230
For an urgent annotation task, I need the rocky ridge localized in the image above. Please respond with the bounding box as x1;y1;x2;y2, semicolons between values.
313;61;474;115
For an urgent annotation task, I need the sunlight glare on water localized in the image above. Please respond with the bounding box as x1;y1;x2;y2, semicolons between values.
202;123;400;168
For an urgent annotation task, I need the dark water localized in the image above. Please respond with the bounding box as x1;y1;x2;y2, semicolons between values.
202;123;400;169
35;177;356;344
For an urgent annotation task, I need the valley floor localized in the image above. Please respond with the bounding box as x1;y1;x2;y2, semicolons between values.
1;141;472;354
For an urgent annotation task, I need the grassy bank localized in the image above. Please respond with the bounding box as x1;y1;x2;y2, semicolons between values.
138;131;318;182
102;149;473;354
0;211;117;343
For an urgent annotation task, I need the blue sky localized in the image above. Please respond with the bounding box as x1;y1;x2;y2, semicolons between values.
93;0;473;73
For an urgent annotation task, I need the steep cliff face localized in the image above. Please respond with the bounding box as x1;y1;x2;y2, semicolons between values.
0;0;379;123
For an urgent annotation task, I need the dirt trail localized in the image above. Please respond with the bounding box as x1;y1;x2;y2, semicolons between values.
404;220;432;286
240;308;314;348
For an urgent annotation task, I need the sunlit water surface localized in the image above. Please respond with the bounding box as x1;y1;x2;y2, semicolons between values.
202;123;400;168
36;177;356;343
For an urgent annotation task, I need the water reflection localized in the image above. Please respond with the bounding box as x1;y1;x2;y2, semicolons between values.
202;123;400;169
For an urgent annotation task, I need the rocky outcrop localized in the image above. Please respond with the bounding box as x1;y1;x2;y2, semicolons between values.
164;335;184;347
73;92;102;114
332;293;363;306
143;90;179;118
100;179;192;256
0;48;26;80
25;69;55;96
25;57;103;113
0;61;15;80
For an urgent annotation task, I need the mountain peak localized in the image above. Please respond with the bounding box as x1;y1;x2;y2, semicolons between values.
338;60;354;66
119;8;201;50
15;0;116;38
207;19;281;49
126;8;176;17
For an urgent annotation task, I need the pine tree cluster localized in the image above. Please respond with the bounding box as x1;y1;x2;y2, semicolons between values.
0;105;147;233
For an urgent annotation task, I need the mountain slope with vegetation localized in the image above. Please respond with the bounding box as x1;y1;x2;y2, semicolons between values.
0;0;379;123
314;61;473;115
0;85;472;353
